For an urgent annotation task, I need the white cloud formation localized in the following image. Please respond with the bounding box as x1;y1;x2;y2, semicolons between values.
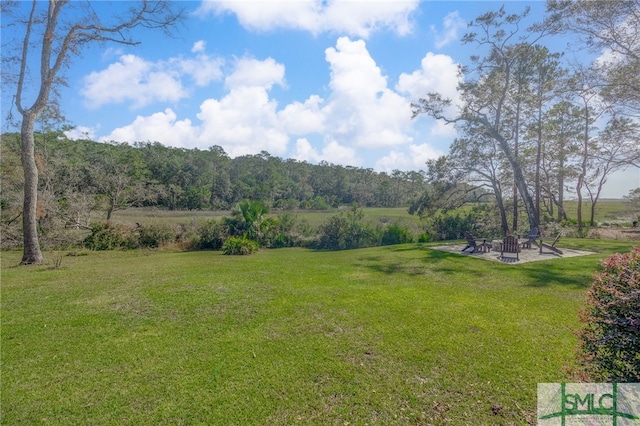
396;52;460;103
431;11;466;49
293;138;359;166
100;109;195;147
196;85;288;157
195;0;419;38
278;95;325;135
375;143;444;172
82;54;188;109
95;37;457;173
323;37;412;148
82;51;224;108
192;40;206;53
225;57;285;89
175;54;225;87
64;125;98;141
100;57;289;157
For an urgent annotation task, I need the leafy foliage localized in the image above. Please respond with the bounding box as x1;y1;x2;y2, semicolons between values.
221;236;259;255
381;225;414;246
577;247;640;382
137;224;175;248
83;222;139;251
196;219;229;250
316;205;381;250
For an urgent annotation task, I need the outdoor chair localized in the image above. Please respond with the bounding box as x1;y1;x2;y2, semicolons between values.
519;227;540;249
540;234;563;255
500;235;520;261
462;231;491;253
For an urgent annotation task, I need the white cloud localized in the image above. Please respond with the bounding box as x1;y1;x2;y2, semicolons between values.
323;37;412;148
82;52;224;109
192;40;206;53
431;11;466;49
278;95;325;135
175;54;224;87
99;109;195;147
321;140;359;165
293;138;359;165
292;138;322;163
64;125;98;141
225;57;285;90
430;119;457;137
82;54;188;109
196;85;289;157
93;38;457;172
100;57;289;157
195;0;419;38
396;52;460;103
375;143;443;172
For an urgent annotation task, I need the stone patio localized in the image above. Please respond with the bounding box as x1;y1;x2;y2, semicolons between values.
430;243;596;264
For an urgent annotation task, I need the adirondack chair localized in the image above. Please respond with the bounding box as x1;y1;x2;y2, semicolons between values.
500;234;520;261
462;231;491;253
540;234;563;255
519;227;539;249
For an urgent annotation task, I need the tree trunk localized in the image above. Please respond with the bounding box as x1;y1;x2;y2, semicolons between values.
20;112;44;264
493;184;510;235
488;125;538;231
558;156;565;222
577;109;590;233
535;106;542;226
576;177;584;231
590;200;597;227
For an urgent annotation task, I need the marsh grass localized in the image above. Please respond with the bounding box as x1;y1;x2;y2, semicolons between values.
2;239;638;424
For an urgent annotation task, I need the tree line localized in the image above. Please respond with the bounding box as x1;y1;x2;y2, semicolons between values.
0;132;431;234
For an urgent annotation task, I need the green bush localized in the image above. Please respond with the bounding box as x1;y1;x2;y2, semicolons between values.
381;224;413;246
138;224;175;248
197;219;229;250
261;213;298;248
221;237;259;255
83;222;139;250
424;205;500;241
316;205;381;250
577;247;640;382
430;212;475;241
417;233;431;243
302;196;330;210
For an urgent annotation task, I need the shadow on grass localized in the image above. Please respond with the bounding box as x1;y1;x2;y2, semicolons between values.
521;264;591;289
356;245;482;277
352;241;635;289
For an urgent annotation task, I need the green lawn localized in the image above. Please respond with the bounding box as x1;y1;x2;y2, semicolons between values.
2;239;637;425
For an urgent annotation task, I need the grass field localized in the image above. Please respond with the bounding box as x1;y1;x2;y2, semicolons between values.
2;238;638;425
112;199;639;229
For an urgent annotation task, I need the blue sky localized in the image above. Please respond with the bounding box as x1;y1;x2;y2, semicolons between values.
3;1;638;198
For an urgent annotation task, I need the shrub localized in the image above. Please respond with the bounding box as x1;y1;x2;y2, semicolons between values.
316;205;381;250
263;212;298;248
221;236;259;255
577;247;640;382
83;222;138;250
430;212;475;241
138;224;175;248
381;224;413;246
197;219;229;250
417;233;431;243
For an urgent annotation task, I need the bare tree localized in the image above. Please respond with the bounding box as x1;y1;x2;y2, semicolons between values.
3;1;183;264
